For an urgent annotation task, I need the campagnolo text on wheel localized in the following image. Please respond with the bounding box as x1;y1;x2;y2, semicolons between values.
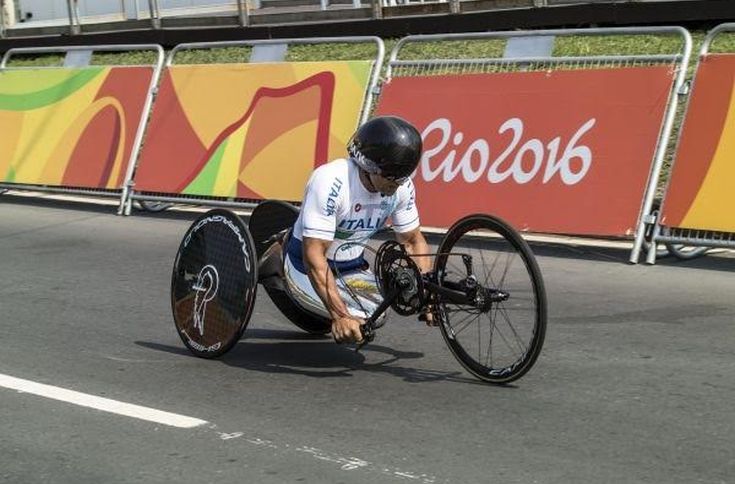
171;116;547;384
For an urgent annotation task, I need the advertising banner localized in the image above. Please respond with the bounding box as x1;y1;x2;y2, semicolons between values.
375;67;675;236
133;61;373;201
0;67;154;189
661;54;735;233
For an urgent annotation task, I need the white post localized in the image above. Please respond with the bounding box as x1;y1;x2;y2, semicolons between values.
371;0;382;18
66;0;81;34
236;0;249;26
0;0;6;38
148;0;160;29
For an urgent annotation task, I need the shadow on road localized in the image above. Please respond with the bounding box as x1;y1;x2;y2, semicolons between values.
136;328;489;386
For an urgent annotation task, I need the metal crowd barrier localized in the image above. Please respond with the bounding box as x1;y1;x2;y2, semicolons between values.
124;36;384;215
385;28;692;257
0;44;165;209
646;23;735;264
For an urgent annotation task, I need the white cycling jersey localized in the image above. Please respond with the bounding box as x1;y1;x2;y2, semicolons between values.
289;158;420;273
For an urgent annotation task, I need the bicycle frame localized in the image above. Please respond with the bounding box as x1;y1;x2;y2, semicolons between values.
358;254;509;347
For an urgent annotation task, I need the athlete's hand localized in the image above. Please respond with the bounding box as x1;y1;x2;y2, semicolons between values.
331;316;364;344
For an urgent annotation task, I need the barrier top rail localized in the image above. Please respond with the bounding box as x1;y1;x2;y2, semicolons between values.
167;36;384;125
1;44;166;69
168;36;384;66
387;27;692;79
701;22;735;56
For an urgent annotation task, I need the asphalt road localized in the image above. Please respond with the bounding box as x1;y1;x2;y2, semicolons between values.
1;193;734;484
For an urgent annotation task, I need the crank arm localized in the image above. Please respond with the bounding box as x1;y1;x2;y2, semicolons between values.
356;285;403;352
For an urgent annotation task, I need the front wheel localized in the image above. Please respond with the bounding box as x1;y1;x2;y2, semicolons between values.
434;214;547;384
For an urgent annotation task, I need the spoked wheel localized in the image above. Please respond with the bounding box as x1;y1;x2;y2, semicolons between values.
434;214;547;384
171;209;258;358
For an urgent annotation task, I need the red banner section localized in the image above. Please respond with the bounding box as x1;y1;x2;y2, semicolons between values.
376;67;674;236
661;55;735;233
132;62;371;201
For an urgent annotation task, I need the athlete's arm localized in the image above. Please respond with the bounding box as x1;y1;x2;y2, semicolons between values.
396;227;435;325
395;227;431;274
302;236;363;343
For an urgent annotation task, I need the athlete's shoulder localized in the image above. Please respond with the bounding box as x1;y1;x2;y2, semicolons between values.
306;159;349;207
397;177;416;198
311;158;349;181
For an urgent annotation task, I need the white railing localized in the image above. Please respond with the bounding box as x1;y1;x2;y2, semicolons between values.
7;0;250;32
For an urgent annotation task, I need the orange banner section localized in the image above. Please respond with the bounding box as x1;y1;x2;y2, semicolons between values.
661;54;735;233
0;67;153;189
133;62;372;201
376;67;674;236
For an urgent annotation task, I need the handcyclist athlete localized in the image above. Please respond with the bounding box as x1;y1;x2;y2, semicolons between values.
283;116;432;344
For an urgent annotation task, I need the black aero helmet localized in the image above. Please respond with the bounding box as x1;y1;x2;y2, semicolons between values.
347;116;422;179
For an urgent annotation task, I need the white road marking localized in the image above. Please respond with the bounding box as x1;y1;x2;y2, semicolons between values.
0;373;208;429
219;432;244;440
237;434;437;482
296;446;369;471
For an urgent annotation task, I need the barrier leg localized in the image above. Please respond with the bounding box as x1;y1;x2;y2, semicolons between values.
118;185;129;216
629;221;646;264
645;225;660;265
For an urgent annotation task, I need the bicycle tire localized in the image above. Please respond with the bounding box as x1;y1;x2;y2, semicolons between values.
664;243;709;261
171;209;258;358
138;200;173;213
434;214;547;384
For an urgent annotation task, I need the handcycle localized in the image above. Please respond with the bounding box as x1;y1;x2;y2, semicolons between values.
170;200;547;384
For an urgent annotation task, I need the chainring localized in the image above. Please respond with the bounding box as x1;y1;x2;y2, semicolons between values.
374;240;425;316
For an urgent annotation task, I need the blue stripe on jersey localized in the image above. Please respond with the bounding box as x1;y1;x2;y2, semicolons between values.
286;236;367;275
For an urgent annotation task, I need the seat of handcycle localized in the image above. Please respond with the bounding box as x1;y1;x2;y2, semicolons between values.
249;199;332;334
248;200;300;291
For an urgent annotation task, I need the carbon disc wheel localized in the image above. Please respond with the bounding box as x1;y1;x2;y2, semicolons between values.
171;209;258;358
435;214;547;384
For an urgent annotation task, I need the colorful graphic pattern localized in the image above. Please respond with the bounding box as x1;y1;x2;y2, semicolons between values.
133;61;373;201
661;54;735;233
0;67;154;189
377;67;674;236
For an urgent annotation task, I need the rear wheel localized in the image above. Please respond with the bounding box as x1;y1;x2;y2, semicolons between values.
171;209;258;358
434;214;547;384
